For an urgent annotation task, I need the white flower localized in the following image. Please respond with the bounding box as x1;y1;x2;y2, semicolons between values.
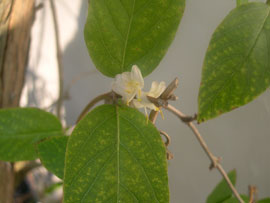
132;91;158;112
112;65;144;104
132;81;166;119
111;65;166;121
148;81;166;98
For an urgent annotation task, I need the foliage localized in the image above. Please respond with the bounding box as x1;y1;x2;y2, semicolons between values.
236;0;249;6
221;195;249;203
37;136;68;179
1;0;270;202
207;170;236;203
207;170;269;203
198;3;270;122
258;198;270;203
45;182;63;194
84;0;185;77
0;108;62;161
63;104;168;202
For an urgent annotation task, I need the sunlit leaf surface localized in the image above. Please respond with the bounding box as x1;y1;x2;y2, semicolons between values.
84;0;185;77
64;104;168;202
198;3;270;122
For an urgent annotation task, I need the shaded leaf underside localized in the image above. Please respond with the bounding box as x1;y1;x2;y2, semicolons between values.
38;136;68;179
0;108;62;161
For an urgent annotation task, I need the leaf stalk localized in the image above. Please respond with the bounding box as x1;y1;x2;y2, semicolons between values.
164;104;244;203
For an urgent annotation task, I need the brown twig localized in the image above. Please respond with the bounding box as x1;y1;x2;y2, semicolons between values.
149;78;179;124
164;104;244;203
249;185;257;203
166;149;174;160
76;92;113;123
160;130;171;147
49;0;63;120
160;78;179;100
160;130;173;160
149;111;158;124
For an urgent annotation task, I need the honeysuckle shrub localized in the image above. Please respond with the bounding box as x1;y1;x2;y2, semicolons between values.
1;0;270;202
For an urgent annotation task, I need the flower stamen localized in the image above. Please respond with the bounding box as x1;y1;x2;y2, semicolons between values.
111;65;166;121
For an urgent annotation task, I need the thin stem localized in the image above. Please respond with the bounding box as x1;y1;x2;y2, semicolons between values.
159;130;171;147
248;185;257;203
149;110;158;124
64;70;97;99
159;129;173;160
164;104;244;203
49;0;63;120
149;78;179;124
76;92;112;123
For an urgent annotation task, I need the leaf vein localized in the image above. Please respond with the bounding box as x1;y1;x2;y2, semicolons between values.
121;0;136;71
67;114;116;175
92;11;121;66
120;143;160;203
67;145;115;188
119;115;161;163
104;0;125;39
80;151;116;202
120;183;139;202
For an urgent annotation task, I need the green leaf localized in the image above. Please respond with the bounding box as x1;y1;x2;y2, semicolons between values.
198;3;270;122
236;0;248;7
64;104;168;202
258;198;270;203
84;0;185;77
221;195;249;203
45;182;63;194
0;108;62;161
37;136;68;179
207;170;237;203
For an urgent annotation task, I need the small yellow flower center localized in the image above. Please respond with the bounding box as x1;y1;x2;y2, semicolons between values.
125;80;142;99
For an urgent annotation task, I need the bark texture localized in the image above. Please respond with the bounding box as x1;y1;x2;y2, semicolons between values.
0;0;35;202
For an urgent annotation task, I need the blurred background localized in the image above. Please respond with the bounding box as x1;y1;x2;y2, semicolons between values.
20;0;270;202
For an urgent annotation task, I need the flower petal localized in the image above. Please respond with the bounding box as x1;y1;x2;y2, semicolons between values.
131;65;144;87
144;102;158;111
121;72;132;83
132;99;145;109
111;65;146;105
132;91;158;111
125;92;136;104
148;81;166;98
112;74;125;95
